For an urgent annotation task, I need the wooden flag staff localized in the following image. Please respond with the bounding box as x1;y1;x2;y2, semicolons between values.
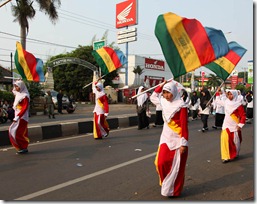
131;78;173;99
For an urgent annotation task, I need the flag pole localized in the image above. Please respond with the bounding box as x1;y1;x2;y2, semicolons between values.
205;80;225;107
131;78;173;99
4;76;21;80
82;74;107;89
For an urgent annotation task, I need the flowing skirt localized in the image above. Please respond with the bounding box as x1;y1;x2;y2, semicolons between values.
155;143;188;197
9;119;29;151
93;113;110;139
220;128;242;160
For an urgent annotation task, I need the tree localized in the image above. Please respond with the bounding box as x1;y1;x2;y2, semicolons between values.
133;65;144;86
11;0;61;49
206;74;222;90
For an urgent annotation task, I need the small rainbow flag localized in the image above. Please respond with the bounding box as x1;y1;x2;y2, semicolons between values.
14;42;45;82
205;41;247;81
155;12;230;78
92;47;127;75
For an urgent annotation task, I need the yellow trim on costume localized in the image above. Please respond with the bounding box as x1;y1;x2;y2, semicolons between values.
220;130;230;160
154;146;162;186
167;119;182;136
16;104;22;110
97;98;104;110
230;113;239;123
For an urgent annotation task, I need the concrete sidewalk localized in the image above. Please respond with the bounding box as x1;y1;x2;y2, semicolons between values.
0;103;156;147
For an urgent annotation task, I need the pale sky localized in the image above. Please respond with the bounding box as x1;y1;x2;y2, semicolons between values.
0;0;254;76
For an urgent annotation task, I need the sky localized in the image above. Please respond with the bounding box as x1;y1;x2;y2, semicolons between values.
0;0;254;76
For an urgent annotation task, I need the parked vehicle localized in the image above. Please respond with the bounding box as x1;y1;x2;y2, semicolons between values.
44;90;69;110
43;90;76;113
66;101;76;114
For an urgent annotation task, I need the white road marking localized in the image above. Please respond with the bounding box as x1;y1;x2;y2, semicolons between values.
15;152;156;200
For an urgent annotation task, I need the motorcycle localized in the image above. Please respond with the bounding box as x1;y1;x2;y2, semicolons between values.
0;108;8;124
66;101;76;114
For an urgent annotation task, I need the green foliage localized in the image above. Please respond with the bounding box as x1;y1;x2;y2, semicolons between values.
235;84;251;94
48;45;119;101
0;90;15;103
206;74;222;88
26;81;44;100
133;65;144;75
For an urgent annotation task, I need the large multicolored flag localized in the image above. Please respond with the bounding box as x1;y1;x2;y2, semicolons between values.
204;41;247;81
155;12;230;78
92;46;127;75
14;42;45;82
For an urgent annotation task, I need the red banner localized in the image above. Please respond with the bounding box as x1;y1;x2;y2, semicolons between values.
145;58;165;71
116;0;137;28
144;76;164;87
231;75;238;89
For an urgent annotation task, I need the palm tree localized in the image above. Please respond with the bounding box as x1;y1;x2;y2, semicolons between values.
11;0;61;49
133;65;144;86
207;74;222;90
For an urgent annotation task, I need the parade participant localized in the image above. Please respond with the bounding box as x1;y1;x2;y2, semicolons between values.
151;92;164;127
57;90;63;114
136;86;150;130
45;91;55;119
9;80;30;154
189;91;200;121
212;88;226;129
92;81;109;139
198;88;212;132
220;89;246;163
150;80;188;197
245;90;253;124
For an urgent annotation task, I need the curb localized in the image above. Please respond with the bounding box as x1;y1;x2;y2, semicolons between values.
0;114;156;147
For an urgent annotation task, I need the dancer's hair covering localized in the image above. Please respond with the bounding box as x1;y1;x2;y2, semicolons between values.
13;80;30;108
161;81;185;122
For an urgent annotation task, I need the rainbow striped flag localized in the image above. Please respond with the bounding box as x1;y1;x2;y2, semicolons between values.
205;41;247;81
92;47;127;75
155;12;230;78
14;42;45;82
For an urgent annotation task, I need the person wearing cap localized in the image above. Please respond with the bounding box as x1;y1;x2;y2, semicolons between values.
150;80;188;197
219;89;246;163
9;80;30;154
92;80;110;139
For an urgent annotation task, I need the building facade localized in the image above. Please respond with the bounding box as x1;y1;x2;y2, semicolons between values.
118;55;173;88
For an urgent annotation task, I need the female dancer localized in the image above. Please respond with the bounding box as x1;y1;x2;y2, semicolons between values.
150;81;188;197
9;80;30;154
93;81;109;139
220;90;246;163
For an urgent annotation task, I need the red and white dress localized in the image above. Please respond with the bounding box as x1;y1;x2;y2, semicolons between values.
220;90;246;161
9;80;30;152
93;82;110;139
150;81;188;197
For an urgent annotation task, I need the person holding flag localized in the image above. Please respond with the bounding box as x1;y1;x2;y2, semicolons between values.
92;80;110;139
9;80;30;154
150;80;189;197
219;90;246;163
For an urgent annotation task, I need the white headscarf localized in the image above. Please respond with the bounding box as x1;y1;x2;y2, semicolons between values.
225;89;241;115
137;86;148;107
12;80;30;108
160;81;184;123
94;82;105;99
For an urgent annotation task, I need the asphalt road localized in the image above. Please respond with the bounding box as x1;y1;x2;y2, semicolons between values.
0;115;254;202
0;103;151;130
